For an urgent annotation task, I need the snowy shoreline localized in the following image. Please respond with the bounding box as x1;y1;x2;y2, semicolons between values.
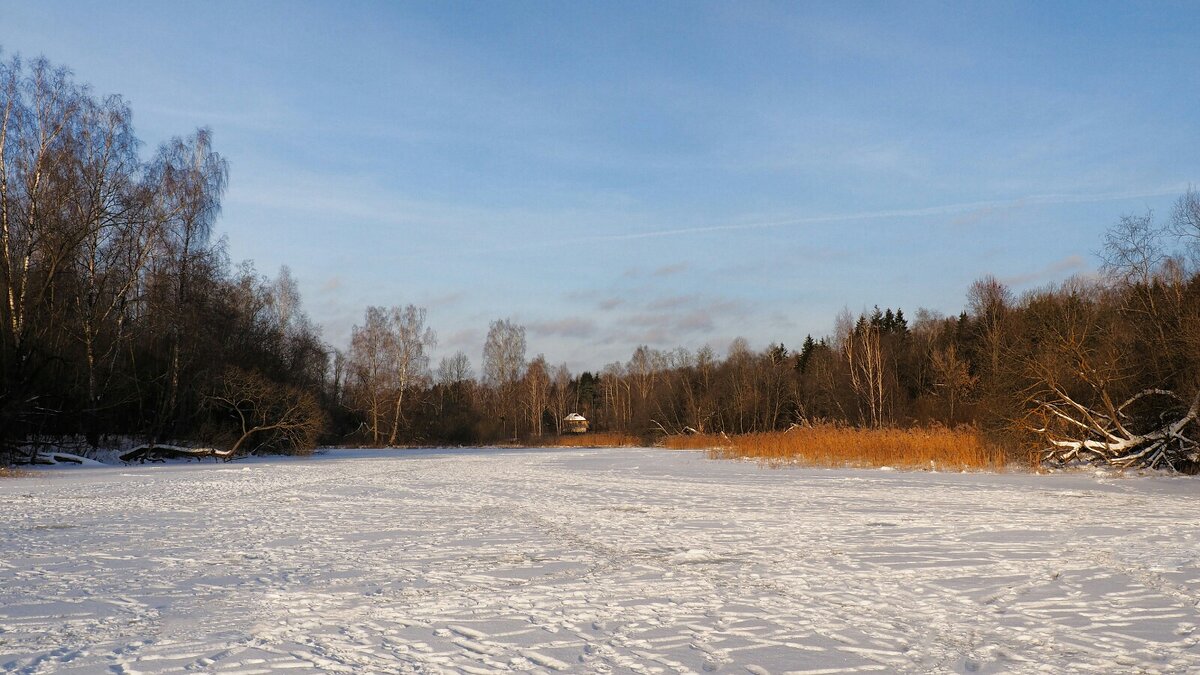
13;443;1194;482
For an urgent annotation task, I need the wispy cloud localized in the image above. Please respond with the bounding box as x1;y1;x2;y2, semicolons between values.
646;295;697;311
422;291;464;307
528;317;598;339
1000;254;1089;287
443;328;482;351
652;262;689;277
574;186;1189;244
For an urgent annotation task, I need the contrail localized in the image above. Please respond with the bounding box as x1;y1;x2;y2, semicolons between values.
576;184;1188;244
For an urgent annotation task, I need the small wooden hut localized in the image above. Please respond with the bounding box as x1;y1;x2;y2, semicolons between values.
563;413;589;434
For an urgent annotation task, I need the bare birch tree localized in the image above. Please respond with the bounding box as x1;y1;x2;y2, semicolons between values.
348;306;393;445
548;362;571;435
146;128;228;436
844;317;887;428
524;354;550;437
385;305;435;446
483;318;525;438
437;351;473;385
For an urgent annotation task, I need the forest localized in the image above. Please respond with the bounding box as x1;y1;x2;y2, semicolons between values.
2;53;1198;470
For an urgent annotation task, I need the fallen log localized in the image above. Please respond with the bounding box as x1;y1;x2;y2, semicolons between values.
119;444;232;464
27;451;86;465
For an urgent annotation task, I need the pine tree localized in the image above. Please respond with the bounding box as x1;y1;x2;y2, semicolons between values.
869;305;884;329
796;335;817;373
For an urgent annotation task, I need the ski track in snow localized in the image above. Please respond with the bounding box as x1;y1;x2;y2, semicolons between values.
1;447;1199;674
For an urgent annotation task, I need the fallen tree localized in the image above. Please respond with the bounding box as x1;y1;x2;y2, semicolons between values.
119;444;230;463
1033;387;1200;470
11;439;103;465
28;451;86;465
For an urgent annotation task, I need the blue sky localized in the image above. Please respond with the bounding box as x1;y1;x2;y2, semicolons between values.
2;1;1198;372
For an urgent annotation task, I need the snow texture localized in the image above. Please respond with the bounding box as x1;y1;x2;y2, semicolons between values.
2;447;1199;673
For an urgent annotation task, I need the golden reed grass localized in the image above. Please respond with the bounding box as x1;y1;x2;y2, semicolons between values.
662;425;1013;471
0;466;31;478
532;432;641;448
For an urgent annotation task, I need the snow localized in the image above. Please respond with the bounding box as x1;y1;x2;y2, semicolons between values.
2;447;1199;673
25;451;107;467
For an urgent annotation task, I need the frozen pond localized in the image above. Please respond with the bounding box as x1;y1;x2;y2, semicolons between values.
1;447;1199;673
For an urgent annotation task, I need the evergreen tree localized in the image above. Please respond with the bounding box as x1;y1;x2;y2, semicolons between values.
869;305;884;329
796;335;818;373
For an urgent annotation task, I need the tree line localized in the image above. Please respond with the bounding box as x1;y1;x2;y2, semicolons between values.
333;195;1200;471
0;54;326;462
2;52;1197;469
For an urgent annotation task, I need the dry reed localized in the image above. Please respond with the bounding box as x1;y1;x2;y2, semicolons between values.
533;432;642;448
662;425;1012;471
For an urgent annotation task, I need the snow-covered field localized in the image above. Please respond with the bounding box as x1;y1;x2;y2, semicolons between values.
2;448;1199;674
